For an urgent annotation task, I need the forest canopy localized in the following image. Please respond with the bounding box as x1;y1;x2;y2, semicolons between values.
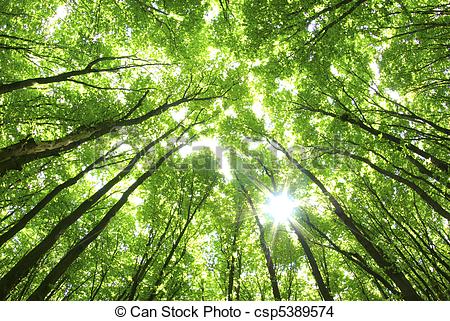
0;0;449;301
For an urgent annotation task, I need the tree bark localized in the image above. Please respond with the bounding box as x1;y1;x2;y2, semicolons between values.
119;214;174;301
304;217;400;297
289;221;334;301
333;149;450;220
227;207;243;301
0;123;181;300
0;56;158;95
27;144;184;300
147;179;214;300
271;138;422;300
0;145;117;247
238;180;282;301
0;89;218;176
293;102;449;173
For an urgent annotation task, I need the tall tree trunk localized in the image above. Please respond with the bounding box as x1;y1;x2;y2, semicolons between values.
361;178;450;281
0;145;118;248
0;89;218;176
120;215;174;301
227;207;243;301
333;149;450;220
304;217;400;297
147;179;215;300
0;124;181;300
235;251;242;301
27;144;184;301
271;138;422;300
341;112;449;172
289;222;333;301
293;103;449;173
238;180;282;301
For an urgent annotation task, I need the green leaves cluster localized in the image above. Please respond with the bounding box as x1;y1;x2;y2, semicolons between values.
0;0;448;301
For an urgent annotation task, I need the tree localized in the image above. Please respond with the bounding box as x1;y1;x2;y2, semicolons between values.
0;0;448;301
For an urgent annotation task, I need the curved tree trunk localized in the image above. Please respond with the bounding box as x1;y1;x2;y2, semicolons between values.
289;222;334;301
238;180;282;301
271;138;422;300
293;103;449;173
0;89;219;176
27;144;183;300
117;213;174;301
334;149;450;220
0;145;118;248
0;56;157;95
304;217;400;297
0;124;180;300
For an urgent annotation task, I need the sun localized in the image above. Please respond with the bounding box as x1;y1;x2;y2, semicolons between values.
263;192;297;225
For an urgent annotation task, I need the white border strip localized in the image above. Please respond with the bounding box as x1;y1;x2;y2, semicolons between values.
0;301;448;321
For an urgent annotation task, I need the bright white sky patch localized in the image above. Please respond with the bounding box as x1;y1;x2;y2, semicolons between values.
263;192;298;225
251;91;266;119
170;107;187;122
150;70;163;83
224;107;237;118
251;59;262;67
385;88;401;101
228;61;240;69
116;143;132;154
252;100;264;119
248;141;262;150
126;27;132;38
129;195;144;206
264;114;275;131
172;66;182;77
276;78;298;95
50;5;68;23
47;5;68;35
116;92;126;104
179;145;192;158
369;61;381;95
208;47;221;60
204;3;220;23
194;137;220;151
178;138;217;159
330;65;341;77
370;61;380;80
307;20;317;33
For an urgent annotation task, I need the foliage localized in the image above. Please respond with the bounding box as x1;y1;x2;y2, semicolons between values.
0;0;449;301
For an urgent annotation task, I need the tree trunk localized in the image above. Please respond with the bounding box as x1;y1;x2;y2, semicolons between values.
0;91;211;176
0;124;180;300
289;222;333;301
27;144;183;300
147;179;215;300
227;207;243;301
0;56;155;95
293;103;449;173
304;217;400;297
336;149;450;220
271;138;422;300
0;145;117;247
238;180;282;301
120;215;174;301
